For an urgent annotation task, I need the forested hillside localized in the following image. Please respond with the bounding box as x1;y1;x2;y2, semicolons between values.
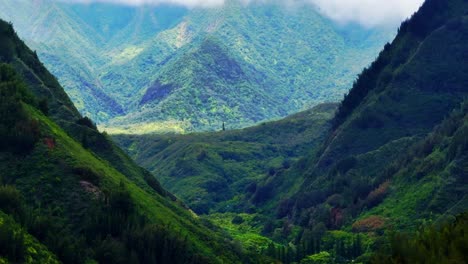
114;103;337;214
115;0;468;262
1;0;467;263
279;0;468;223
0;19;264;263
0;0;393;131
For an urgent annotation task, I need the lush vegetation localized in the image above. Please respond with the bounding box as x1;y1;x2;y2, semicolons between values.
0;19;266;263
0;64;40;153
115;0;468;262
371;213;468;263
1;0;467;263
114;103;337;214
0;0;392;130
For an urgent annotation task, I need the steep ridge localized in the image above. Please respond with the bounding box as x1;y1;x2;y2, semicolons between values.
0;0;122;120
0;0;188;122
110;37;288;131
257;0;468;246
0;19;263;263
280;0;468;217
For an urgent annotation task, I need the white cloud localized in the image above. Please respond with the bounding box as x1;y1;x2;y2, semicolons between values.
306;0;425;27
58;0;425;27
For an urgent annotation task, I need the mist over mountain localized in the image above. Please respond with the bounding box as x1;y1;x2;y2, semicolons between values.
0;0;396;132
59;0;424;27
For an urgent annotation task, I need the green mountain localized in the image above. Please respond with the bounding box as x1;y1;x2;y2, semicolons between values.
114;0;468;262
114;103;337;214
0;0;393;131
0;0;188;123
280;0;468;225
0;19;265;263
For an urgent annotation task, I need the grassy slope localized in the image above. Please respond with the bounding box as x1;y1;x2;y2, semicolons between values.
114;103;337;214
113;103;336;258
24;105;245;263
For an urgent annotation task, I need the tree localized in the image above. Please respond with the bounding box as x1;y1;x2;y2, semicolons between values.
0;218;26;263
0;185;25;220
0;64;40;153
76;116;96;130
371;213;468;263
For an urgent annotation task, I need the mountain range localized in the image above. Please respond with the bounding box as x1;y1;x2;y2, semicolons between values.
0;0;394;132
114;0;468;262
0;0;467;263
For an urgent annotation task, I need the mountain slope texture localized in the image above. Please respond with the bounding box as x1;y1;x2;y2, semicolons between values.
0;0;393;131
115;0;468;262
0;19;267;263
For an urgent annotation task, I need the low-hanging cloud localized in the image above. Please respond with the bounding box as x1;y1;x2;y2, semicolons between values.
58;0;425;27
60;0;225;8
307;0;425;27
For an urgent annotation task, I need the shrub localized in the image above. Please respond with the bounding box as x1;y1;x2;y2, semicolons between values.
326;194;344;207
300;251;332;264
366;181;390;208
352;216;386;233
143;172;166;197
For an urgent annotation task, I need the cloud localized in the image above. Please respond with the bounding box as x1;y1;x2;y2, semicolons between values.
57;0;425;27
59;0;225;8
306;0;425;27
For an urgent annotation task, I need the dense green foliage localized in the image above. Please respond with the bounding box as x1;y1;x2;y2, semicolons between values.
371;213;468;263
0;0;392;131
0;64;39;153
114;103;337;214
281;0;468;226
1;0;467;262
0;19;80;122
0;19;265;263
116;0;468;262
0;209;59;264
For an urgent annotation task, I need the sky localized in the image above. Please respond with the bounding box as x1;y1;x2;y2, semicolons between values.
59;0;426;27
